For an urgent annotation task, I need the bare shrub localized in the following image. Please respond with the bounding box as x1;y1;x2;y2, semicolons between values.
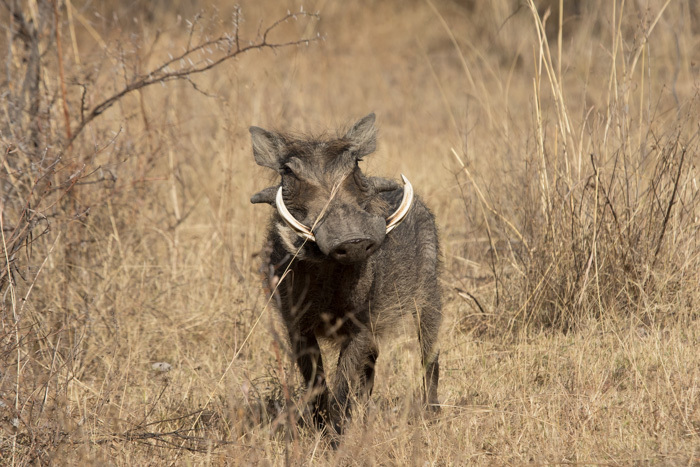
0;1;319;461
512;127;698;331
453;0;700;332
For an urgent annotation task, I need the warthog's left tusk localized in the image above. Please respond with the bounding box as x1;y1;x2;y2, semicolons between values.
275;174;414;242
385;174;413;234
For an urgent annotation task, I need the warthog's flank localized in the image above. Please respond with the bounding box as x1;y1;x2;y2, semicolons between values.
250;113;442;433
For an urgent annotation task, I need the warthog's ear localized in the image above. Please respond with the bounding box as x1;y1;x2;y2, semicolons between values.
250;186;278;205
345;113;377;158
250;126;285;170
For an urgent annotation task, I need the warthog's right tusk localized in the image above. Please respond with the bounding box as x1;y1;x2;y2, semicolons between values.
276;187;316;242
385;174;413;234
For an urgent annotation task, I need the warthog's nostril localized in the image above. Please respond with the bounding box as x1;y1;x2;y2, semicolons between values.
331;238;376;263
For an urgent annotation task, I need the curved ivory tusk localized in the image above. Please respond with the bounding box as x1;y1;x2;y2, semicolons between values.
275;174;414;242
385;174;414;234
276;187;316;242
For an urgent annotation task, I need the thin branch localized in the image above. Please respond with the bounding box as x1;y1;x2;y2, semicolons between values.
66;12;321;148
454;287;488;315
52;0;71;141
651;142;685;268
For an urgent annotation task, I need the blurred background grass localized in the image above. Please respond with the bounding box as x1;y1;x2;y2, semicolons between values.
1;0;698;463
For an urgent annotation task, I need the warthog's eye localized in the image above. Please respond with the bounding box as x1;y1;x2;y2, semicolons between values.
281;165;296;178
280;164;299;195
353;167;371;192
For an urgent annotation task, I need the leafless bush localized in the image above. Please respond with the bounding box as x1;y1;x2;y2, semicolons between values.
1;1;319;293
0;1;319;461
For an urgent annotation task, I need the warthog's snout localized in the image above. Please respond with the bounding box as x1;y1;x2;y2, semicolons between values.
330;237;377;263
314;205;387;264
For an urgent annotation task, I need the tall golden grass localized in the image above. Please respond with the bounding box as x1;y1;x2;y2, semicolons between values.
1;0;698;464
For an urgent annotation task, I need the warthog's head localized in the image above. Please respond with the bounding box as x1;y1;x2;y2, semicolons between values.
250;113;413;264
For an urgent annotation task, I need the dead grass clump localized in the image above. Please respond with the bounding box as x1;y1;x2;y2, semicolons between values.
513;126;699;331
454;0;700;332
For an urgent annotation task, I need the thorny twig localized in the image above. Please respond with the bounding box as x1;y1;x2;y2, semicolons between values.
67;10;321;148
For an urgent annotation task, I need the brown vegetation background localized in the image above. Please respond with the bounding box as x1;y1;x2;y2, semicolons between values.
1;0;698;464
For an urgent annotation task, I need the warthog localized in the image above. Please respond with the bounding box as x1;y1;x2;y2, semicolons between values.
250;113;441;432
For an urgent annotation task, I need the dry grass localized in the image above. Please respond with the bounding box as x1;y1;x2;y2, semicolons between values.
1;0;699;464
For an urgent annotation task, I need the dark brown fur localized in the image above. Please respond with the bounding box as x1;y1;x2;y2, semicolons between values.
250;114;441;433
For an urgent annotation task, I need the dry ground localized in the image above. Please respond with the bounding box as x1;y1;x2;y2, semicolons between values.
1;0;699;464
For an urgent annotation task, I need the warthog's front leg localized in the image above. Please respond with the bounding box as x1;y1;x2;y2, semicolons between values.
290;332;329;427
417;304;441;411
329;330;379;432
